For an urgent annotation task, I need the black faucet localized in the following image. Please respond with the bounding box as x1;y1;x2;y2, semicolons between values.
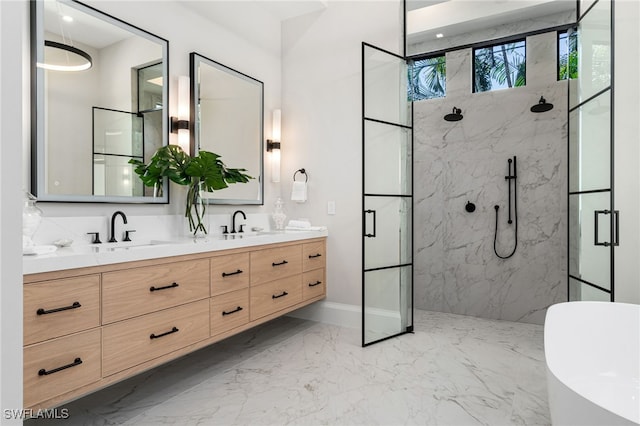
109;211;128;242
231;210;246;234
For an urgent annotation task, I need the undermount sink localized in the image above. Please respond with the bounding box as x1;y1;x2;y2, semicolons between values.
222;231;280;239
93;240;175;251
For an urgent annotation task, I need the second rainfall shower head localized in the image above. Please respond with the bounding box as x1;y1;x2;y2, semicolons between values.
444;107;463;122
530;96;554;113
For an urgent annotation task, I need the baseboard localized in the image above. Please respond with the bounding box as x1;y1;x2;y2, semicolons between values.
287;301;361;329
287;301;403;335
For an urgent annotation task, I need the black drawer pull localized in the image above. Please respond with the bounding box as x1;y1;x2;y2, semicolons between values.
37;301;81;316
222;269;243;278
308;253;322;259
38;357;82;376
222;306;243;316
308;281;322;287
272;260;288;267
272;291;288;299
150;282;179;292
150;326;179;339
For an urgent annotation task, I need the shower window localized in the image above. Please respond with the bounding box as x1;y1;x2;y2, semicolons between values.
408;55;445;101
558;29;578;80
473;39;526;93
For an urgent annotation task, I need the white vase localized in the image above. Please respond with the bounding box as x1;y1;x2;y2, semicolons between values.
23;191;42;248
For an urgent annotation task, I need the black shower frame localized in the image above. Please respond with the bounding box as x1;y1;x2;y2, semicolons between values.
361;41;415;348
566;0;616;302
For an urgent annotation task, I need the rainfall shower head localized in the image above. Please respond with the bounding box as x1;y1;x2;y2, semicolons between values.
444;107;463;122
530;96;554;113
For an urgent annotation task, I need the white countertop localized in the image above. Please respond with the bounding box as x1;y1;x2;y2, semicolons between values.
23;229;328;275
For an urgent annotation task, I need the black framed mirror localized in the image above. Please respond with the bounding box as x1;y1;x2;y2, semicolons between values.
31;0;169;203
190;52;264;205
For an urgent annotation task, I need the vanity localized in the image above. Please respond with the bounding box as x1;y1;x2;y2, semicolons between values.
23;232;327;410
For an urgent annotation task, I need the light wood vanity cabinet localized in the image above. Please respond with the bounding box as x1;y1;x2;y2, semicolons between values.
23;237;326;410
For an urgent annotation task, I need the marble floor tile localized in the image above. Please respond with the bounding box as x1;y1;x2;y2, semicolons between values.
27;310;549;426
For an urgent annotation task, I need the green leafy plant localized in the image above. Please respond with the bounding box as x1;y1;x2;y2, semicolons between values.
129;145;252;235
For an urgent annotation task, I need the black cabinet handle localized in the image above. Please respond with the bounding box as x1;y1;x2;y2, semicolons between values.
38;357;82;376
272;291;288;299
308;281;322;287
150;282;179;292
613;210;620;246
222;269;243;278
150;327;179;339
364;209;377;238
308;253;322;259
272;260;288;267
37;301;81;316
222;306;243;316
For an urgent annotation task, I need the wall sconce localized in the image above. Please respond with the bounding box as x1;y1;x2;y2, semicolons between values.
171;75;190;153
266;109;281;183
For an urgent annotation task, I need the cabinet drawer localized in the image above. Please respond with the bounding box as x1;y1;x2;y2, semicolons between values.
102;299;210;376
24;275;100;345
24;329;101;408
303;269;326;300
211;253;249;296
250;245;302;286
210;288;249;336
250;275;302;321
302;240;326;272
102;259;210;324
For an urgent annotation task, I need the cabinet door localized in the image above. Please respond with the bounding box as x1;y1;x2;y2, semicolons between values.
102;299;210;376
102;259;210;324
24;329;101;408
250;275;302;321
250;245;302;286
24;275;100;345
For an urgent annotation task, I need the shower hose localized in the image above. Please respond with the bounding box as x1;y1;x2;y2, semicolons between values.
494;157;518;259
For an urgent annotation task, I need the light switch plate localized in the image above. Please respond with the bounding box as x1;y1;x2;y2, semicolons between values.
327;201;336;215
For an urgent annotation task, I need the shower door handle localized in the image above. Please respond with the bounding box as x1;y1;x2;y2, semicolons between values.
364;209;376;238
594;209;611;246
613;210;620;246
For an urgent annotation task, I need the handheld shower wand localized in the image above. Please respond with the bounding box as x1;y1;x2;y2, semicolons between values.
494;156;518;259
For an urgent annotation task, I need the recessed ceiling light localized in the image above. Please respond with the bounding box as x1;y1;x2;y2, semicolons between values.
62;15;73;23
436;33;444;38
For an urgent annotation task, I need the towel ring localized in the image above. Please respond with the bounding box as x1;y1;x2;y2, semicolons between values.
293;168;308;182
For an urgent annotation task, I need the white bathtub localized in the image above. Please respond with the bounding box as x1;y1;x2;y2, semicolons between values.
545;302;640;425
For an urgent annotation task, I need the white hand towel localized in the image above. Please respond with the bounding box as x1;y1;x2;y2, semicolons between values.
287;219;312;229
291;181;307;203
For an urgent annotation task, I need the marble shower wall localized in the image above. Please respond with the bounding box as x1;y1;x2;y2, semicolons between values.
413;32;568;325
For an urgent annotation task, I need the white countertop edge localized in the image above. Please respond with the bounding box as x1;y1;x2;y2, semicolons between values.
23;229;328;276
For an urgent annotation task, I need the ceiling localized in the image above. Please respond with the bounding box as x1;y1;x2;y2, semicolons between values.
407;0;576;40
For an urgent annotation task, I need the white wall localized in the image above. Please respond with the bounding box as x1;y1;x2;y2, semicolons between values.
281;1;403;316
1;1;27;422
614;0;640;304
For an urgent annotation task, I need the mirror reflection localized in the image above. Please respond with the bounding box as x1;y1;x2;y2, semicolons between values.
32;0;169;203
191;52;264;205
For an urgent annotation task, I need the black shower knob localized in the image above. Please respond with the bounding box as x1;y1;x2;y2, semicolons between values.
465;201;476;213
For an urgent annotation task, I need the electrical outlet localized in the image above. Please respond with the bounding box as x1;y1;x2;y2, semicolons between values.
327;201;336;215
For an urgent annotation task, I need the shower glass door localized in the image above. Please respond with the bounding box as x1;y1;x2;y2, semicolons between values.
362;43;413;346
568;0;615;301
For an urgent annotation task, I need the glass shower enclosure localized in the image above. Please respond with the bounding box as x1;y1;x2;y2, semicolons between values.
568;0;615;301
362;43;414;346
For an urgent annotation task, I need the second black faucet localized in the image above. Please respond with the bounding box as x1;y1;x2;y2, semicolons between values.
231;210;246;234
109;211;128;243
